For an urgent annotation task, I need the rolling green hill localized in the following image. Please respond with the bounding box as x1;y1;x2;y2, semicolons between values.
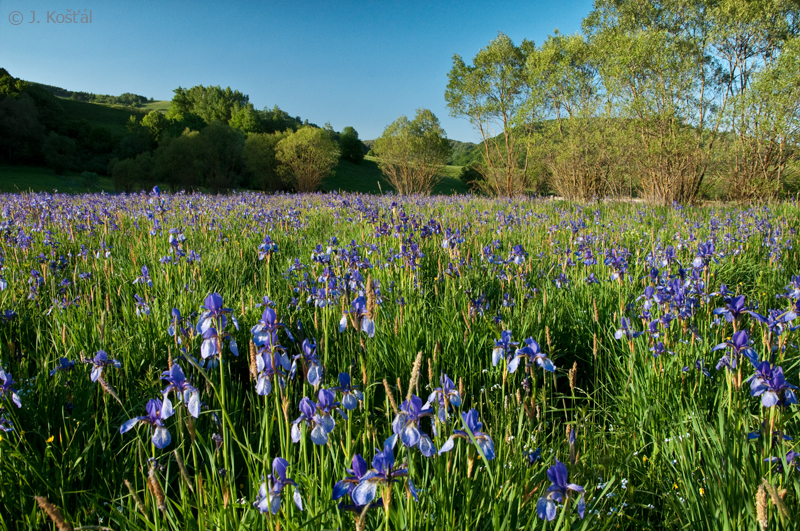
58;98;147;137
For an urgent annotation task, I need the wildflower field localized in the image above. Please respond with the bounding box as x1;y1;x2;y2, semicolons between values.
1;189;800;531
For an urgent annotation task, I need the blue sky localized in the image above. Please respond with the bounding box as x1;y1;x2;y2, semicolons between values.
1;0;595;142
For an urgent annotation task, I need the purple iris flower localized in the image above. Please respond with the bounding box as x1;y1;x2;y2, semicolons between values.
133;293;150;317
391;395;437;457
438;409;496;460
254;457;303;514
343;296;374;338
291;339;323;386
765;451;800;473
251;303;293;346
536;459;585;521
119;398;174;449
351;443;414;506
712;330;758;371
425;373;461;422
508;337;555;373
750;308;795;336
133;265;153;288
257;235;278;261
615;317;642;340
84;350;121;382
49;357;75;376
332;453;385;513
0;415;12;432
746;360;798;408
0;366;21;408
291;392;339;445
712;295;750;323
649;342;675;357
167;308;195;347
161;363;200;418
333;373;364;410
197;293;239;366
492;330;519;367
255;332;291;396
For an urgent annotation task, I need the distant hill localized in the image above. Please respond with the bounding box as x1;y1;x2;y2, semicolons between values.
31;82;154;107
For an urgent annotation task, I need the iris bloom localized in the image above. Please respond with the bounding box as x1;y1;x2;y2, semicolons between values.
161;363;200;418
291;339;323;386
492;330;519;367
746;360;798;408
342;296;374;337
0;367;21;408
120;398;174;449
254;457;303;514
351;444;415;506
49;357;75;376
291;393;339;445
391;395;436;457
536;459;585;521
333;453;385;513
255;332;291;396
712;295;750;323
333;373;363;410
508;338;555;373
614;317;642;340
133;265;153;288
0;415;12;432
438;409;496;460
85;350;121;382
425;373;461;422
197;293;239;365
712;330;757;371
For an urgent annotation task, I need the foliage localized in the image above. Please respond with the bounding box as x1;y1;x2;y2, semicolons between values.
372;109;451;195
242;132;288;192
276;126;340;192
338;126;365;164
446;33;539;196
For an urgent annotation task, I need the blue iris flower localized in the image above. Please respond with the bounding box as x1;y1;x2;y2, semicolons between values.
120;397;175;449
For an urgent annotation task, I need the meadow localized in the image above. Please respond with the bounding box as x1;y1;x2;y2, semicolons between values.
0;190;798;531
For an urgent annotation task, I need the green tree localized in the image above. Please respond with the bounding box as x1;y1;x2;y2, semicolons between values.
339;126;364;164
445;33;538;196
0;93;44;162
153;130;204;191
197;123;245;192
276;126;339;192
42;132;75;175
230;103;262;134
242;132;287;191
372;109;451;195
168;85;250;125
141;111;170;143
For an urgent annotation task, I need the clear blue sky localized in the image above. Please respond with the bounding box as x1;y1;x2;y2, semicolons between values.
1;0;595;142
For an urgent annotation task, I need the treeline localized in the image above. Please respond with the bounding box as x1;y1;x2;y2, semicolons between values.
112;84;365;192
0;70;366;192
32;83;152;107
447;0;800;203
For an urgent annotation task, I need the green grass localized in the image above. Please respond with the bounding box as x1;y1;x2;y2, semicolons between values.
59;99;147;137
324;156;469;195
0;164;114;193
140;100;171;112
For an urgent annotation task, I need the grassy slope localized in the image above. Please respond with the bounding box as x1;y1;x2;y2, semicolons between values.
0;164;115;193
324;156;468;195
58;98;148;137
141;100;171;111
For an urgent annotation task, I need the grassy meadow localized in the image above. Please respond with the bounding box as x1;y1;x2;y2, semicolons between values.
0;191;798;531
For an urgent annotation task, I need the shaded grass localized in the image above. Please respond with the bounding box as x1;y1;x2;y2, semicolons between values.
59;99;147;137
0;164;114;193
324;156;469;195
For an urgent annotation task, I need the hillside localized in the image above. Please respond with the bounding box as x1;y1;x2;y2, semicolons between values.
58;98;148;137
